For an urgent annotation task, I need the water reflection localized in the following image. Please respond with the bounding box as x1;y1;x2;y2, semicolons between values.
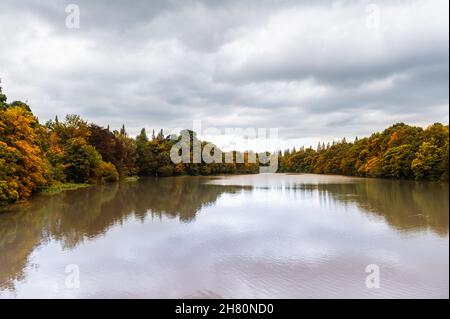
0;177;248;290
0;174;448;297
315;179;449;236
209;174;449;235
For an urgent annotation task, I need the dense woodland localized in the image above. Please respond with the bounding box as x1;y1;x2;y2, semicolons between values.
0;86;258;205
0;85;449;205
279;122;449;181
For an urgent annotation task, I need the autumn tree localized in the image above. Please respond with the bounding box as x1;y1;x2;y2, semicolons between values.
381;144;415;178
62;137;102;183
0;106;47;203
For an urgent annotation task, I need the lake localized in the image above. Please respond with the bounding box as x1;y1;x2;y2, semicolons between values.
0;174;448;298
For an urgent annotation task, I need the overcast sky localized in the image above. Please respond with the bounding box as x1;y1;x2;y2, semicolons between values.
0;0;448;150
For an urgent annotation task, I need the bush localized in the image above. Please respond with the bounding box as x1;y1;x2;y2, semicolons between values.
157;165;174;177
200;166;211;175
63;137;102;183
0;180;19;204
95;161;119;183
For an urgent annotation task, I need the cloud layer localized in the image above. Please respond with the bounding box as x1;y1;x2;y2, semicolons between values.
0;0;448;149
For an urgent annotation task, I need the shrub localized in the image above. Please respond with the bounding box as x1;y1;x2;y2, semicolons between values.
157;165;174;177
95;161;119;183
63;137;102;183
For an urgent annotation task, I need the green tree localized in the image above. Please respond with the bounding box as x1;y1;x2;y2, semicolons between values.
411;141;444;181
381;144;415;178
63;137;102;183
135;128;158;175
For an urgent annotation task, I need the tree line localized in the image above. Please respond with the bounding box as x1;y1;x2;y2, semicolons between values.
1;85;449;205
0;87;258;205
278;122;449;181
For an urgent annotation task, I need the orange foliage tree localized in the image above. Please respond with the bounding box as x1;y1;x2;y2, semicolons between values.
0;107;48;203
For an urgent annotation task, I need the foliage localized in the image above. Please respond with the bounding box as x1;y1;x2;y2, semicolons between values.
62;137;102;183
87;124;136;177
411;142;442;181
95;161;119;183
38;182;91;195
381;144;415;178
0;83;448;205
0;106;47;203
157;165;174;177
279;123;449;182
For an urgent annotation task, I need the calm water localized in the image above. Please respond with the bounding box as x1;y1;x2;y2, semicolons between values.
0;174;448;298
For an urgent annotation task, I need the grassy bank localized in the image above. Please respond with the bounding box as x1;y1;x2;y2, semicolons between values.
122;176;140;183
38;176;139;195
37;183;91;195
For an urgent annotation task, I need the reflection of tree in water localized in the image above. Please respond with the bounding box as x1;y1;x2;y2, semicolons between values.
48;176;246;239
132;177;249;222
293;180;449;236
0;176;447;292
0;176;246;290
0;210;44;291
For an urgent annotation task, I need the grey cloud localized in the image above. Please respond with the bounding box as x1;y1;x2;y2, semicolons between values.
0;0;448;149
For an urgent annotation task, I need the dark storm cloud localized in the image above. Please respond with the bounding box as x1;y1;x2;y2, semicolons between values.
0;0;448;148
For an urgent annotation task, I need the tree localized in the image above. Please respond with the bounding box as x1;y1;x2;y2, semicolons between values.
9;101;32;113
95;161;119;183
135;128;158;175
119;124;127;137
0;82;7;111
0;107;47;202
88;124;116;164
381;144;415;178
278;122;448;182
114;130;137;176
411;141;443;181
63;137;102;183
46;114;90;145
363;157;382;177
439;141;449;181
423;123;448;148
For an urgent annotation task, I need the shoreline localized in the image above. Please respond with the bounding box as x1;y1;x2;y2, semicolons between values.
2;172;447;210
0;176;141;210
